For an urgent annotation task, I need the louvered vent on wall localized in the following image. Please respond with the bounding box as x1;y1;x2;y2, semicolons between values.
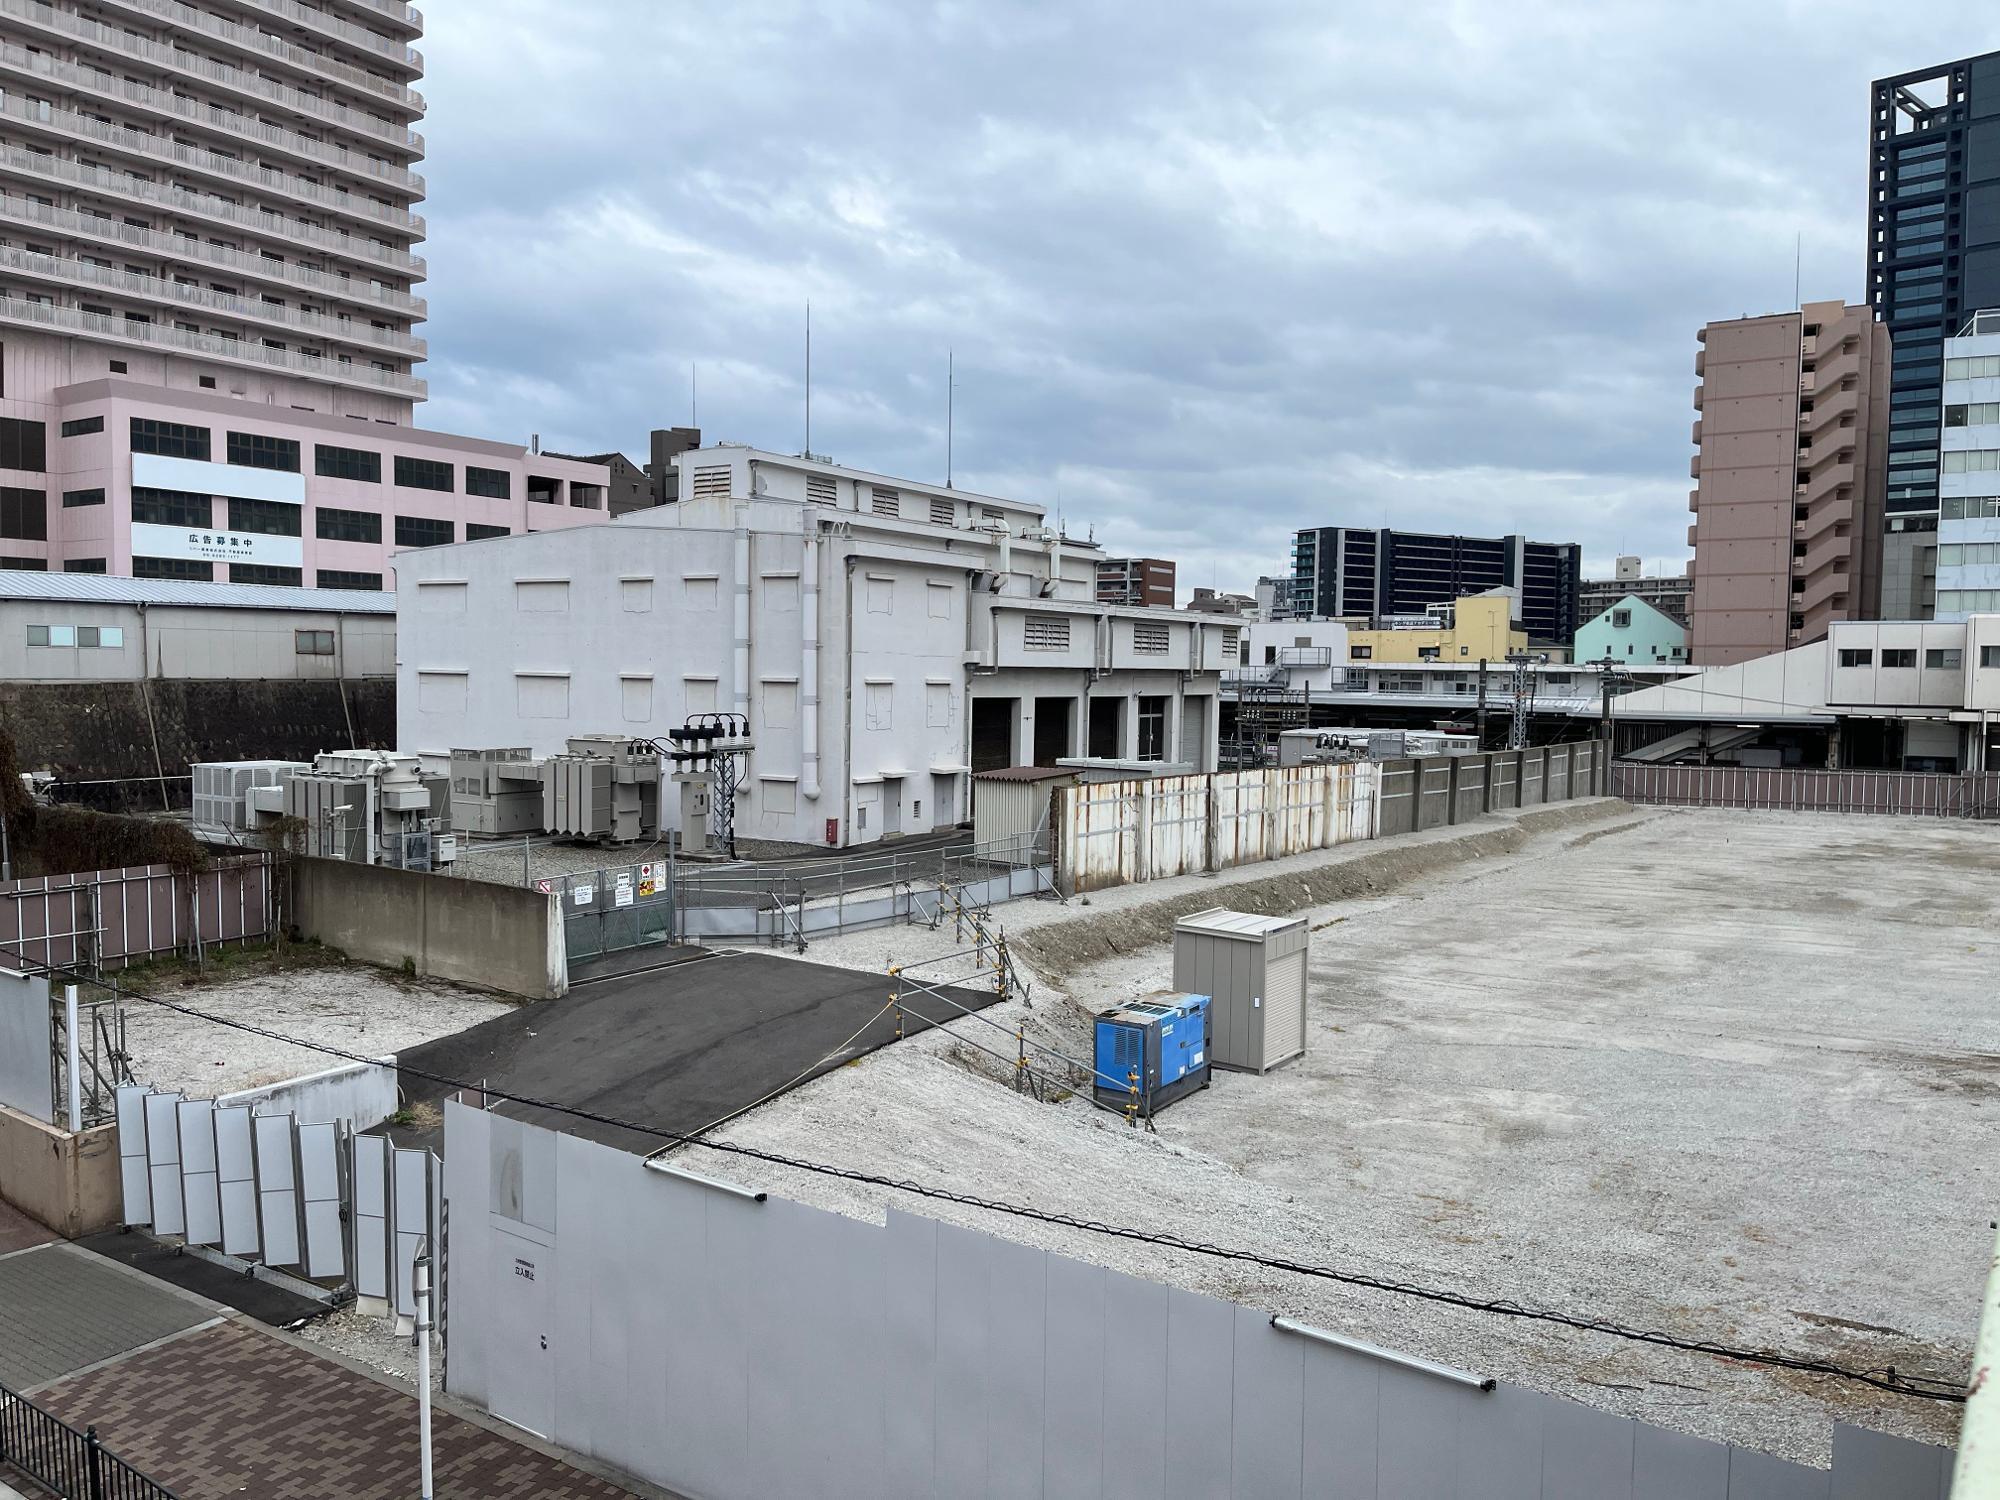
691;465;731;498
871;487;899;517
929;497;955;526
806;475;836;504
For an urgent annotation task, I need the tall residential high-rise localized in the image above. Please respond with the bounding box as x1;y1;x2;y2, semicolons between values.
0;3;611;586
1287;526;1582;643
1685;301;1888;666
1933;309;2000;619
0;0;428;414
1866;49;2000;617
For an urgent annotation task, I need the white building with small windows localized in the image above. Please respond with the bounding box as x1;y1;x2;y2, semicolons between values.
1936;310;2000;620
393;447;1235;850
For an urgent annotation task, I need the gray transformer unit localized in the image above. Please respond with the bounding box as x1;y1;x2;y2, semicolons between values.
540;736;663;843
448;748;542;835
1172;908;1311;1073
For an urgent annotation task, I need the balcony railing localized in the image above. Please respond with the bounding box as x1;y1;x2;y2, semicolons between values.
0;244;424;354
0;192;425;314
0;292;425;395
0;37;424;185
0;145;426;272
165;0;421;67
0;2;423;155
100;0;425;109
0;97;425;231
1275;646;1333;668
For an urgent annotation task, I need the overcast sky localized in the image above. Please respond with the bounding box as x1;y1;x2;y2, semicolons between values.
412;2;1993;593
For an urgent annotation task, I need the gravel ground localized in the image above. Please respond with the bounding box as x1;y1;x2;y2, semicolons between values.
716;807;1993;1464
294;1306;441;1396
121;961;517;1097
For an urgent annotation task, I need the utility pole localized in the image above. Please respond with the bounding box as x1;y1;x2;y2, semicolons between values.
413;1236;434;1500
1506;653;1534;750
1598;663;1614;752
1475;659;1489;750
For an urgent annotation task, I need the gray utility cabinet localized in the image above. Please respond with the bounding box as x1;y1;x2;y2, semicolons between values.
1172;908;1310;1073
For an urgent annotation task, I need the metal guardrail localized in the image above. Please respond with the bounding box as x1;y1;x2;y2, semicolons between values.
0;1383;179;1499
1613;762;2000;819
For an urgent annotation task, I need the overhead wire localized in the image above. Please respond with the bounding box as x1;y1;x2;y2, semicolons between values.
41;957;1969;1406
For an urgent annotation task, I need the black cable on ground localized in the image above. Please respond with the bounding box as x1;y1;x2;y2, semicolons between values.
42;958;1968;1405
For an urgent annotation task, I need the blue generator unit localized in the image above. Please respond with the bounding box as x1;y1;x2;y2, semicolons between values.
1092;993;1212;1116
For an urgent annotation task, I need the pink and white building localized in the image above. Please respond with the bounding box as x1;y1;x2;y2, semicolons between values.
0;0;610;588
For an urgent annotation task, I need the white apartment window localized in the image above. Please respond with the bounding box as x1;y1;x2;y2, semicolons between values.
28;624;121;648
1944;402;2000;428
870;486;899;518
1984;646;2000;669
690;465;731;498
294;629;334;655
1945;355;2000;379
1836;648;1873;668
1940;542;2000;566
1926;648;1963;669
805;474;835;504
1024;615;1070;650
1941;449;2000;473
1133;623;1170;654
928;497;954;526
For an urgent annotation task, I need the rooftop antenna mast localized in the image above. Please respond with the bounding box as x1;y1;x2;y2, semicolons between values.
946;349;954;488
804;301;812;458
1793;232;1801;309
690;362;697;428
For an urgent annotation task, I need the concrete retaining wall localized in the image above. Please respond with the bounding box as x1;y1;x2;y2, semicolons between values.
0;1101;120;1238
291;857;565;999
1;678;393;810
216;1057;398;1129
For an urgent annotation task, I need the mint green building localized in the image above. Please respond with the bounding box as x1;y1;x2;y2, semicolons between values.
1574;593;1687;665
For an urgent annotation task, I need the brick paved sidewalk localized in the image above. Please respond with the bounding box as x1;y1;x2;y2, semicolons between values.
29;1319;643;1499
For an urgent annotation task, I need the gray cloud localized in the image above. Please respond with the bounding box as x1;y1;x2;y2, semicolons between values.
413;0;1995;588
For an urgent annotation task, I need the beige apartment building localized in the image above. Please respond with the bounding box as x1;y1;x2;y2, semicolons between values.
1686;300;1890;665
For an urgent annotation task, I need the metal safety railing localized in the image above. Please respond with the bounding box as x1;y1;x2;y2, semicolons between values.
0;1384;179;1499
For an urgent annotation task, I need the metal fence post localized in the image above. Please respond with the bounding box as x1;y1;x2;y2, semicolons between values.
85;1425;105;1500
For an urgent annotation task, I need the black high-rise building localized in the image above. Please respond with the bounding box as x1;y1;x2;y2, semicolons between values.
1866;50;2000;616
1287;527;1583;643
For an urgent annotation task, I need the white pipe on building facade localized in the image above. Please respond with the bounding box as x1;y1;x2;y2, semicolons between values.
801;525;821;801
732;503;752;723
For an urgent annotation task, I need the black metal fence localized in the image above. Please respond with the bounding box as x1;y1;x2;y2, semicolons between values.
0;1385;178;1500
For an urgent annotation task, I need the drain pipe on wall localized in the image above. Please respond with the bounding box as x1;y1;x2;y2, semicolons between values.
732;504;752;723
801;523;821;804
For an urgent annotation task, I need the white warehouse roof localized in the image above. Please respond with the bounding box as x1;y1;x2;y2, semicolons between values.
0;573;395;613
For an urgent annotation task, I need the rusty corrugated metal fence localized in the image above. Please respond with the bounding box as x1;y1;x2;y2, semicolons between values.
1613;762;2000;818
1057;742;1608;893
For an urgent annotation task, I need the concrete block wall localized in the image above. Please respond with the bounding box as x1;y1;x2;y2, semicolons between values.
0;1102;120;1238
290;856;564;999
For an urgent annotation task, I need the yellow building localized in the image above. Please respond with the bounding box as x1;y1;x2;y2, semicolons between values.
1344;592;1529;665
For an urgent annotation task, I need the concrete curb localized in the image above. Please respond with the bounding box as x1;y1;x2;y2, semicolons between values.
1014;797;1634;984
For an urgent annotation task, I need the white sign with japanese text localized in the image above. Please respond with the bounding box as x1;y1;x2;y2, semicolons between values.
131;521;302;568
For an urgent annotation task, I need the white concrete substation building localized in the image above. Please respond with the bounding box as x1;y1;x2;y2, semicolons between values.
393;447;1237;850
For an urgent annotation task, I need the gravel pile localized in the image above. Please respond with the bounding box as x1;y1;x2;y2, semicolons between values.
719;807;1989;1464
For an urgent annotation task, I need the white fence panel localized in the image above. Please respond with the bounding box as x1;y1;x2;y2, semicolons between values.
393;1147;430;1318
352;1132;390;1299
216;1105;259;1257
177;1098;222;1247
300;1120;345;1279
115;1083;151;1225
143;1090;185;1236
254;1111;301;1268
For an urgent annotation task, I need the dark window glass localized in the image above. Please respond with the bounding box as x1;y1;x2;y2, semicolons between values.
315;444;381;482
63;557;107;573
60;415;104;437
464;465;510;499
0;486;46;539
527;475;559;504
226;431;301;471
315;506;382;543
395;514;454;548
0;555;46;569
130;418;209;460
62;488;105;507
394;455;453;492
0;417;46;472
228;496;302;536
230;563;303;587
466;522;510;540
569;483;603;510
131;488;212;527
132;556;212;580
317;569;383;591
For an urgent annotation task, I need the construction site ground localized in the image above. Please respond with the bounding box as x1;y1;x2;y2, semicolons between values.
714;801;1993;1466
